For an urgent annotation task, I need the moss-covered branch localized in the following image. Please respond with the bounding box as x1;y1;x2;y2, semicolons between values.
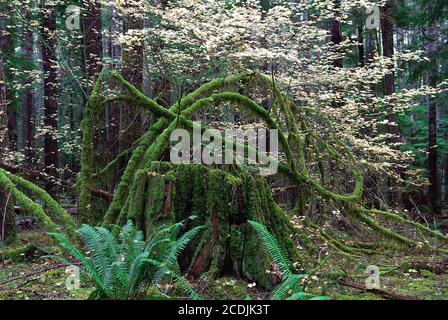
0;169;59;234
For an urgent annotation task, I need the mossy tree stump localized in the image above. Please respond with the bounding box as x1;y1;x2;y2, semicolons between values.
125;162;299;289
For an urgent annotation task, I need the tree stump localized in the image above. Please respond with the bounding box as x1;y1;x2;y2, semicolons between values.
126;162;300;288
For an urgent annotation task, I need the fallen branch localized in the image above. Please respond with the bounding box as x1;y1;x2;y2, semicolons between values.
338;277;421;300
0;262;82;288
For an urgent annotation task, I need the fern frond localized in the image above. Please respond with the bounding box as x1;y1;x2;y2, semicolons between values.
154;226;205;284
271;274;306;300
146;259;200;300
248;220;292;279
48;232;104;291
286;292;314;300
76;224;111;277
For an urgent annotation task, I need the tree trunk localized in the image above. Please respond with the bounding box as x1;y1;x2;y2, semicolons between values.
83;0;103;91
358;26;365;67
330;0;343;69
0;17;15;243
381;1;401;207
127;163;299;289
120;1;143;154
21;22;34;166
0;6;16;154
82;0;108;220
426;23;440;214
41;4;59;194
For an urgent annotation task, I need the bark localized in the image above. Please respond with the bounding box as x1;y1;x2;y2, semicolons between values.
426;23;440;215
41;4;59;194
109;4;121;168
0;8;16;153
445;155;448;203
381;1;401;206
357;26;365;67
21;23;34;166
83;0;103;91
330;0;343;69
120;2;144;154
0;15;15;243
82;0;109;220
128;163;299;289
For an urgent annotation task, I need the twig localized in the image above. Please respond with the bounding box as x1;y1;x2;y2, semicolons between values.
338;277;421;300
0;263;81;287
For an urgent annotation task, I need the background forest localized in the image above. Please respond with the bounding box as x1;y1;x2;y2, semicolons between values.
0;0;448;301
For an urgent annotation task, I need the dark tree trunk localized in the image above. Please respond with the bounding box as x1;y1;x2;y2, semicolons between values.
381;1;401;206
426;23;440;214
0;8;17;154
0;16;15;243
83;0;103;91
21;24;34;166
120;3;143;155
444;155;448;204
330;0;343;69
41;4;59;194
358;26;365;67
106;4;122;190
83;0;109;220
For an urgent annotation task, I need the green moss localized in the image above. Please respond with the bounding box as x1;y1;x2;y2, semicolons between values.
0;244;35;262
0;169;59;234
78;72;104;219
4;171;76;238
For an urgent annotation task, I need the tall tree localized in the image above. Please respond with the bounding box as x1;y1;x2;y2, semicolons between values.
381;0;401;206
425;21;440;214
41;3;59;193
0;8;15;243
330;0;343;69
120;2;143;153
21;17;34;166
83;0;103;90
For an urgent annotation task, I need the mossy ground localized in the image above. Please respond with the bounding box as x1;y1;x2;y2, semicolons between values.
1;230;446;300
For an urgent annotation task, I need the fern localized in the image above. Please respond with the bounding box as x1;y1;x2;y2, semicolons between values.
49;219;204;300
247;220;292;279
153;225;205;284
247;220;331;301
271;274;307;300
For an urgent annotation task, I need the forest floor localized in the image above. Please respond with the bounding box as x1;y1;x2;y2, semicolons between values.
0;230;447;300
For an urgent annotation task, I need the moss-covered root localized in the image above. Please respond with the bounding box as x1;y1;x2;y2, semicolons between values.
3;170;76;238
0;170;59;234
